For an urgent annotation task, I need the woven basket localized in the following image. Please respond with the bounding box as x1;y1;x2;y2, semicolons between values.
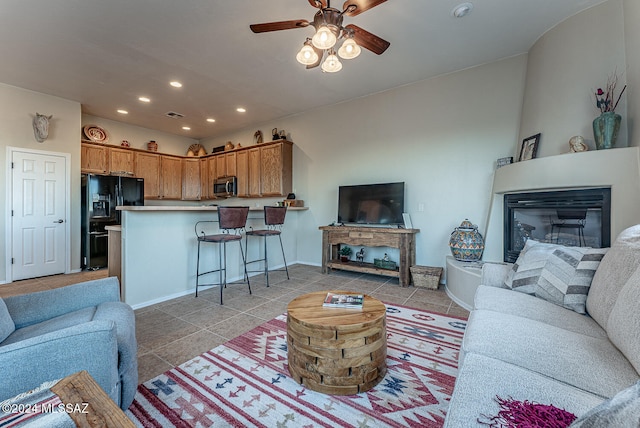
410;266;443;289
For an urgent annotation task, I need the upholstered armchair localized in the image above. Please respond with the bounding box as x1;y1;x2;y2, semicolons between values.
0;277;137;410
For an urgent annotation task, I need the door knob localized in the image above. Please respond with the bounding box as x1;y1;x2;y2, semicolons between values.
54;219;64;223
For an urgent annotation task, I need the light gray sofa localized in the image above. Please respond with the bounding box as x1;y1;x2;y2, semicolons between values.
445;224;640;425
0;277;137;410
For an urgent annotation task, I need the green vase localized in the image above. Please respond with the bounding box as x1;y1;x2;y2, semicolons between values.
592;112;621;150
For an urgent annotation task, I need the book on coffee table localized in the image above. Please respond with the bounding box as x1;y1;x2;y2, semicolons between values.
322;292;364;309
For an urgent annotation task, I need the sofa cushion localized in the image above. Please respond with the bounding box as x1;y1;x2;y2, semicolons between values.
1;307;96;346
474;285;607;339
0;299;15;343
587;224;640;330
462;309;639;398
607;263;640;374
443;353;604;428
570;381;640;427
503;239;607;314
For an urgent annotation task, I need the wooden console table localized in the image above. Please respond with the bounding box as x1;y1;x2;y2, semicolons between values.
319;225;419;287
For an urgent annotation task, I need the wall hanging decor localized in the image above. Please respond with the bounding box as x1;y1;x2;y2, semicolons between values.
32;112;52;142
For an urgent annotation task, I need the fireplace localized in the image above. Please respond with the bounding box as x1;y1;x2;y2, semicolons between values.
503;188;611;262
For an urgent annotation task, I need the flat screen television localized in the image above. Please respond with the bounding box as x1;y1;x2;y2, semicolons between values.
338;182;405;225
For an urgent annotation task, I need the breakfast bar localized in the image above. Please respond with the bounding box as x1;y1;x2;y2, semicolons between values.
117;205;307;307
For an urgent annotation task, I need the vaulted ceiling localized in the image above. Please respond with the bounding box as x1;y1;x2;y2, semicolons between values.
0;0;605;140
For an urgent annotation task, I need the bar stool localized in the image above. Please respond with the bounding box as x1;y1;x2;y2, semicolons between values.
245;206;289;287
195;206;250;304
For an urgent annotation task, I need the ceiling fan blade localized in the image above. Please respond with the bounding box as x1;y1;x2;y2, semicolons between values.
308;0;328;9
345;24;390;55
306;46;324;69
250;20;310;33
342;0;387;16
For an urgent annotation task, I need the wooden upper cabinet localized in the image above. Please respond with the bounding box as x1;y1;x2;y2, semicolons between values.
160;155;182;199
81;143;108;174
109;148;134;176
236;150;248;198
260;141;292;196
225;152;237;177
134;152;160;199
182;158;201;200
215;155;226;179
248;147;261;197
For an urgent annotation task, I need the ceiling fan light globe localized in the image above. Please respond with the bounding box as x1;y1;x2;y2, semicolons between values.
312;25;337;49
321;53;342;73
338;38;361;59
296;44;319;65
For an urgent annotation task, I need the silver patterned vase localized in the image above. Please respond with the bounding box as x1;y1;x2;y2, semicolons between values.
449;219;485;261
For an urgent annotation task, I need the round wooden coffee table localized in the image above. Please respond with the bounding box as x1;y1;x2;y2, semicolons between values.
287;291;387;395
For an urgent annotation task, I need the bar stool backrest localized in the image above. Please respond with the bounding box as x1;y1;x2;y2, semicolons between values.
264;206;287;226
218;206;250;231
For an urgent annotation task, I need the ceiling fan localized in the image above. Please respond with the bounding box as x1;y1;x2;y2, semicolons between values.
250;0;390;73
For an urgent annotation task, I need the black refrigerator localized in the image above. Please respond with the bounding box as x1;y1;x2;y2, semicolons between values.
81;174;144;270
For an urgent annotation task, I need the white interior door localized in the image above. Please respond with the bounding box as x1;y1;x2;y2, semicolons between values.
11;150;67;280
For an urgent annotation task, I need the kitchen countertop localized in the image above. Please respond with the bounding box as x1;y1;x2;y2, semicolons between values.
117;205;307;211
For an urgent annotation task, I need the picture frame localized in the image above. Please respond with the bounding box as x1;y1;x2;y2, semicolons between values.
518;133;541;162
496;156;513;169
402;213;413;229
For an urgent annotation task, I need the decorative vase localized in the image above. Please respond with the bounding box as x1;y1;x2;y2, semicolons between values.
592;112;621;150
449;219;485;262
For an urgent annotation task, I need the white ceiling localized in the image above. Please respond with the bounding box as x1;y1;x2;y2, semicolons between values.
0;0;605;140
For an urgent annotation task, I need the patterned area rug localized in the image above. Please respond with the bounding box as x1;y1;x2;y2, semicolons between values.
127;304;467;427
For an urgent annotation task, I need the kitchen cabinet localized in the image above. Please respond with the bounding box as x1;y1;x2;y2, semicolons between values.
225;152;237;177
160;155;182;199
260;140;292;196
134;152;160;199
81;143;108;174
182;158;201;200
109;148;135;176
248;147;261;197
236;150;248;197
81;139;294;201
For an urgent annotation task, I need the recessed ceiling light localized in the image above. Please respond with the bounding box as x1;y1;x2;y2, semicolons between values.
182;126;191;131
117;109;128;114
236;107;246;113
138;96;151;103
206;118;216;123
451;2;473;18
170;81;183;88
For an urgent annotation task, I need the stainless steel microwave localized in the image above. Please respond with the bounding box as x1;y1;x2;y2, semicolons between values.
213;176;237;198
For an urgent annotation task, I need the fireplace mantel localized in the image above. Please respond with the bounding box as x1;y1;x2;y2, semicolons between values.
483;147;640;261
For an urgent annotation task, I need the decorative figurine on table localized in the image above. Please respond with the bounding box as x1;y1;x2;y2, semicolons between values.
356;248;365;264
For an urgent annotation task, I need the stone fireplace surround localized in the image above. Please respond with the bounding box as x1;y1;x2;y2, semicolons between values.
482;146;640;262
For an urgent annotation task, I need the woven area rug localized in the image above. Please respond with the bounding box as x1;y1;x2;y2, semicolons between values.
126;304;467;427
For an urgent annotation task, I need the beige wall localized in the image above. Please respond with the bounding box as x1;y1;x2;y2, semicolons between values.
202;55;529;268
624;0;640;146
519;0;628;156
0;83;81;282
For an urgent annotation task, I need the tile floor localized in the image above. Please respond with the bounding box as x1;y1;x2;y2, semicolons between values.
1;264;469;384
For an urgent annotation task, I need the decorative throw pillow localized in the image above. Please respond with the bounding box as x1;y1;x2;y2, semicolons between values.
0;298;16;343
503;239;608;314
569;381;640;427
478;396;577;427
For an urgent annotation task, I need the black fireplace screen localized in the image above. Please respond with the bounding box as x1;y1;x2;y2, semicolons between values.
503;188;611;263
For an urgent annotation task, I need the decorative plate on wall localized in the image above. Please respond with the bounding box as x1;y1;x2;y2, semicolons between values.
83;125;109;143
187;143;206;156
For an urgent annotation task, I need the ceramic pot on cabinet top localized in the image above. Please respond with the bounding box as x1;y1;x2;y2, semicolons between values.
449;219;484;262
